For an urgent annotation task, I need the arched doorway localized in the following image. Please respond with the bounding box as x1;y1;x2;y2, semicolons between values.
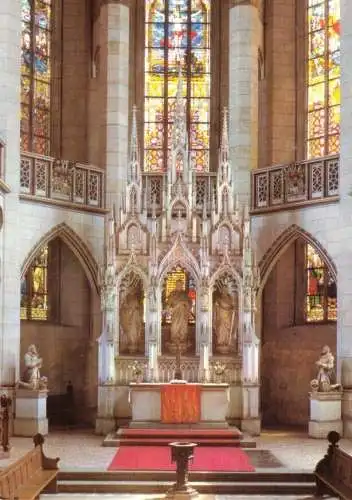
20;236;100;427
260;237;337;428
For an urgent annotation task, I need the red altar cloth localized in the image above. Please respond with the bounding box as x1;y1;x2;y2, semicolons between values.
161;384;200;424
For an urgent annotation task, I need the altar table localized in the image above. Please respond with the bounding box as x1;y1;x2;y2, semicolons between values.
129;383;229;425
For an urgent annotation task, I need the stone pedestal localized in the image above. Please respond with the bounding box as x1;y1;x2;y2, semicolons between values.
342;389;352;437
309;392;343;439
14;389;48;436
241;384;261;436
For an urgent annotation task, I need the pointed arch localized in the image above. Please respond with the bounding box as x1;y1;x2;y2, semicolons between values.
158;234;201;285
21;223;99;293
258;224;337;295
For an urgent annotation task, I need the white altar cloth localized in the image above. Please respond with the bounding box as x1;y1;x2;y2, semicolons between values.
129;382;230;425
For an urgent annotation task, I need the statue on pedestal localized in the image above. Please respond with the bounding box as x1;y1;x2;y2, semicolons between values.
311;345;341;392
167;280;192;352
120;287;144;353
213;287;237;354
18;344;48;390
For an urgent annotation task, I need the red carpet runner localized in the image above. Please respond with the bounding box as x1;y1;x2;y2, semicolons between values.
108;446;254;472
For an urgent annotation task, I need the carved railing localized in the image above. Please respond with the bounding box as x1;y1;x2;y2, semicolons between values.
142;172;217;213
0;394;11;455
20;152;105;211
251;155;339;213
115;356;241;385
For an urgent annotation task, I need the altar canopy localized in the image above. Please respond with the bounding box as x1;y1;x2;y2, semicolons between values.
97;65;260;434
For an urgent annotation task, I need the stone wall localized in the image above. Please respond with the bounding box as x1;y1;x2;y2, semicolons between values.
61;0;90;162
259;0;297;167
261;239;337;427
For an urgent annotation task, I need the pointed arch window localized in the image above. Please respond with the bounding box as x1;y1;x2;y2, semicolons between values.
306;0;340;159
144;0;211;172
305;244;337;322
21;0;52;155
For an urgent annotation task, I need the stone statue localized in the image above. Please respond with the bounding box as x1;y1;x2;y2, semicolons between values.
19;344;48;390
213;288;237;353
311;345;341;392
167;280;192;348
120;288;144;353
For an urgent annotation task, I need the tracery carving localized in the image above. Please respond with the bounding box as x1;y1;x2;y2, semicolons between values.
99;85;259;385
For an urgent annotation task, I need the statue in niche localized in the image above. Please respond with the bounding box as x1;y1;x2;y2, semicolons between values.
167;280;192;352
18;344;48;390
310;345;341;392
120;287;144;353
213;284;238;354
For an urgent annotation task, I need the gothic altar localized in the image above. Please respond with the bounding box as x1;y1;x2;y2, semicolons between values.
96;77;260;435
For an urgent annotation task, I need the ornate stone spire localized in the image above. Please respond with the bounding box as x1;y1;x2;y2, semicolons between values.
171;66;188;152
129;105;140;184
219;107;230;184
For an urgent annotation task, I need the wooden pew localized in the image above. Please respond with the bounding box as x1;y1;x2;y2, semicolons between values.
314;430;352;499
0;433;59;500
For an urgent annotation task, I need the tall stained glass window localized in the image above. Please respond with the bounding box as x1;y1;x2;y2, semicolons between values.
144;0;211;172
305;244;337;322
307;0;340;159
21;0;52;155
21;246;49;321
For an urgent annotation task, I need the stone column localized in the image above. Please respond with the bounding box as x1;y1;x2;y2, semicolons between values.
95;0;130;435
229;0;262;203
99;0;130;210
0;0;21;387
338;0;352;437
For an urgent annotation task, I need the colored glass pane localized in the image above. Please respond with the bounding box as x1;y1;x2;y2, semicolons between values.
328;78;340;106
308;108;325;139
21;0;52;155
305;244;336;322
21;245;49;321
307;0;340;158
144;0;211;172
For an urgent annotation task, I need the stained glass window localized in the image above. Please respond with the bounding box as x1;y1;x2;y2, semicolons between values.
307;0;340;159
305;244;337;322
21;245;49;321
144;0;211;172
21;0;52;155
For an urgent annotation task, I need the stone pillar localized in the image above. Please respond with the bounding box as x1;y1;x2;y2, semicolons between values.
99;0;130;210
0;0;21;387
229;0;261;203
337;0;352;437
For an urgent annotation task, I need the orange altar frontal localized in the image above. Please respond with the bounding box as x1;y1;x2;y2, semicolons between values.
129;383;230;426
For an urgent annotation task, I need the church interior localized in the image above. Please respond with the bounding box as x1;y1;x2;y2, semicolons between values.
0;0;352;498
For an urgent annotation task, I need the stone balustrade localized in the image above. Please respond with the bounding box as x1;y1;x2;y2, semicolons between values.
20;152;105;212
252;155;339;213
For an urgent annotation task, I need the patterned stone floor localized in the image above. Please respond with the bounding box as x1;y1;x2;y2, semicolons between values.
0;427;352;471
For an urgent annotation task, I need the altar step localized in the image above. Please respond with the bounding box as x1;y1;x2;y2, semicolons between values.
103;426;252;448
57;471;316;495
106;437;256;447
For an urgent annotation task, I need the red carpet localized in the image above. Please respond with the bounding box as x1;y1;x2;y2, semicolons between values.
108;446;254;472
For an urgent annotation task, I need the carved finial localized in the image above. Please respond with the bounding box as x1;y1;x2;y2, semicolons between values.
151;194;157;219
129;105;140;183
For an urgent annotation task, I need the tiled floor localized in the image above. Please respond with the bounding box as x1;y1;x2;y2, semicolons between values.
1;427;351;471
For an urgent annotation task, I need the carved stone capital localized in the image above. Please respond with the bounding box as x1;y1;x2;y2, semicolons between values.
99;0;131;6
229;0;260;8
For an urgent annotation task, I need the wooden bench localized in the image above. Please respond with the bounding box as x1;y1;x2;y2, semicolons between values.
314;430;352;499
0;433;59;500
